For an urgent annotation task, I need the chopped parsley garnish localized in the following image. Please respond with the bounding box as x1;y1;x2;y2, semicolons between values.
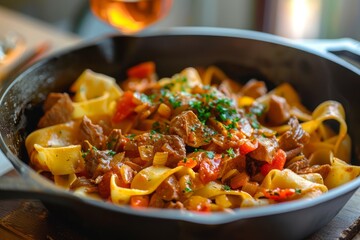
127;134;136;140
214;98;238;122
224;121;237;130
223;185;231;191
107;150;116;157
206;151;215;159
139;93;153;104
189;100;212;124
246;113;260;129
193;149;215;159
106;138;116;149
184;187;193;193
81;150;90;158
226;148;236;158
250;103;266;116
251;120;260;129
168;95;182;109
295;189;302;194
176;76;187;83
152;122;161;132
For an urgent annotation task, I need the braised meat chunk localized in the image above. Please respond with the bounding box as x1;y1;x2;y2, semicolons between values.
38;93;74;128
170;110;211;147
79;116;106;150
266;95;291;125
248;136;279;163
278;117;310;153
124;132;186;167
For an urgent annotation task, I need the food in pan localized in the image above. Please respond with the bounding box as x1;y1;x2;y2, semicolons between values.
25;62;360;211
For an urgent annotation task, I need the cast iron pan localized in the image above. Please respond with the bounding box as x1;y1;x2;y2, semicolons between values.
0;28;360;240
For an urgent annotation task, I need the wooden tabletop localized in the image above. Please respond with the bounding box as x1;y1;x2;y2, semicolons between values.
0;5;360;240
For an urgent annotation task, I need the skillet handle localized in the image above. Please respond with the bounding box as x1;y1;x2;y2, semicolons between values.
299;38;360;69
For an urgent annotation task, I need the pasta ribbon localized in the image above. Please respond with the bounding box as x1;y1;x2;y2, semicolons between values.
202;66;228;85
110;166;184;204
260;169;328;198
272;100;348;160
32;144;84;175
54;173;77;189
194;181;252;200
71;69;122;102
325;157;360;189
158;67;203;93
25;121;81;156
70;69;122;119
72;92;114;119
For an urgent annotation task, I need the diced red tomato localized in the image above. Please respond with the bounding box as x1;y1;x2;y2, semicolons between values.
239;139;258;155
178;157;197;169
112;91;137;123
260;149;287;176
199;154;222;184
127;61;155;79
263;188;296;201
130;195;149;208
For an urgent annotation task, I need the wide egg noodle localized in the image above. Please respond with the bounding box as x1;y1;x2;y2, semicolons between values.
158;67;203;93
271;100;349;161
25;121;84;174
307;148;360;189
25;121;81;153
72;92;113;119
33;144;83;175
110;166;184;204
325;157;360;188
70;69;123;119
54;173;77;189
259;169;328;199
193;181;253;200
70;69;122;102
305;101;347;156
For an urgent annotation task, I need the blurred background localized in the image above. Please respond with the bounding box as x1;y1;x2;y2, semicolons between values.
0;0;359;40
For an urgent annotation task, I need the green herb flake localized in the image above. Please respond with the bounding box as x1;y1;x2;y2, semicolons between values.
250;103;266;116
223;185;231;191
81;150;90;159
168;95;182;109
127;134;136;140
295;189;302;194
184;187;193;193
152;122;161;132
226;148;236;158
206;151;215;159
107;150;116;157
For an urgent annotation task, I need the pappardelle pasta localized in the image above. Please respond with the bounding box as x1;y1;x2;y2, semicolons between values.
25;62;360;212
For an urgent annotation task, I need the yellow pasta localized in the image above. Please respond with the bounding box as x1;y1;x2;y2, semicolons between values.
24;63;359;212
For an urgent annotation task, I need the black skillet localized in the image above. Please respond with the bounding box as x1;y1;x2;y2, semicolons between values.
0;28;360;240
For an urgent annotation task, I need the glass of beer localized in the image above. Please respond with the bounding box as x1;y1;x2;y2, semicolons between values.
90;0;173;34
